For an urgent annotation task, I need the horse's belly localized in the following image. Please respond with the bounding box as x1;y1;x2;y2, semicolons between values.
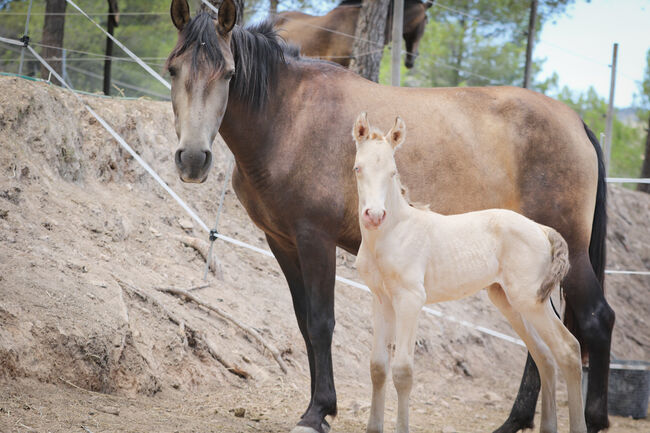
424;256;499;303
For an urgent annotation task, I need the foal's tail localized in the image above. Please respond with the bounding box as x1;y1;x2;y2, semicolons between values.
538;227;570;302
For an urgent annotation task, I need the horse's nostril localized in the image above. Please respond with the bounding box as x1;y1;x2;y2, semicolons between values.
175;149;184;167
203;150;212;169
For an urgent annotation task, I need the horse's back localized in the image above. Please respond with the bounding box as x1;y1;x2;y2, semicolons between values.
340;82;598;249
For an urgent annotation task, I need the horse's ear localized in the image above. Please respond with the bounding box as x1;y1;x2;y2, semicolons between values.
171;0;190;31
353;112;370;145
424;0;435;9
387;116;406;150
218;0;237;34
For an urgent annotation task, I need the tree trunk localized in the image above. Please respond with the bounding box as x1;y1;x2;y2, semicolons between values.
40;0;67;80
451;16;467;86
270;0;279;15
638;114;650;194
349;0;392;82
103;0;119;96
523;0;538;88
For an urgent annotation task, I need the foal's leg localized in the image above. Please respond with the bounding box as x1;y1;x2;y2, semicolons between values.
525;300;587;433
487;285;558;433
562;254;614;433
391;288;425;433
367;293;395;433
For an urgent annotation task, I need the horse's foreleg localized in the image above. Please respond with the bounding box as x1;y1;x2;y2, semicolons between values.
563;255;615;433
266;236;317;414
367;292;395;433
291;231;337;433
391;288;424;433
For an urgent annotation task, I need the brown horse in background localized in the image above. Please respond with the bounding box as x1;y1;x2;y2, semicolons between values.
273;0;433;69
166;1;614;432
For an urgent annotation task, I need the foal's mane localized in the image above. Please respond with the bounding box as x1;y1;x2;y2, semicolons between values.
167;13;308;111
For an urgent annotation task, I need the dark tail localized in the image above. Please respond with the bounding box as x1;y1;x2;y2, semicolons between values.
564;122;607;359
583;122;607;290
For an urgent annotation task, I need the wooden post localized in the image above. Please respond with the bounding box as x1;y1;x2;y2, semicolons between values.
391;0;404;86
604;43;618;170
523;0;537;89
103;1;119;96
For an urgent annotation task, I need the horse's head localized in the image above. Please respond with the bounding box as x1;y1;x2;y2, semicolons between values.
166;0;237;183
403;0;433;69
352;113;406;230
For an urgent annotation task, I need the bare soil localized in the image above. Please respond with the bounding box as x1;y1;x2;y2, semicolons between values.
0;77;648;432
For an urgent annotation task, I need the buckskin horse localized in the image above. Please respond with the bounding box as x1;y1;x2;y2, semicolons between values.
166;1;614;432
273;0;433;69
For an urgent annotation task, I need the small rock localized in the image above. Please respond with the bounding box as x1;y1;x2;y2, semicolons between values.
484;391;502;403
178;219;194;230
233;407;246;418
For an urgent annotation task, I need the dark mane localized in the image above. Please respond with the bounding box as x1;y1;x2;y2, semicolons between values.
166;12;225;80
167;14;302;111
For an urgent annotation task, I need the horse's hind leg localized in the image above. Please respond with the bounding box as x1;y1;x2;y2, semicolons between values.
525;298;587;433
563;254;615;433
492;353;540;433
487;285;558;433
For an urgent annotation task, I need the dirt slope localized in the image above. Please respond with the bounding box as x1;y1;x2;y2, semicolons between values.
0;77;647;432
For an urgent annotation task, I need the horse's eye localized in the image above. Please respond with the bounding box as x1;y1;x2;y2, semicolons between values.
224;70;235;80
168;67;177;77
354;166;361;174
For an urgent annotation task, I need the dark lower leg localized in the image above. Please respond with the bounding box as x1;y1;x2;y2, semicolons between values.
564;256;615;433
492;353;540;433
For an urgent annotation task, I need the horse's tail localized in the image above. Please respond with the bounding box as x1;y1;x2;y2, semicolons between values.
538;227;570;302
583;121;608;290
562;122;608;357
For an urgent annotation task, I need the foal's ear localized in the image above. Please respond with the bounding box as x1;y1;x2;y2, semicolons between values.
387;116;406;150
353;112;370;145
218;0;238;34
171;0;190;31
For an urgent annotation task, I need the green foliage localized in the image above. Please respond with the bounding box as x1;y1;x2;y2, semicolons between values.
379;0;572;88
557;86;645;179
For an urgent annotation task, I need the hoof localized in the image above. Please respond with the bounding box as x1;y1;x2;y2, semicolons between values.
290;422;331;433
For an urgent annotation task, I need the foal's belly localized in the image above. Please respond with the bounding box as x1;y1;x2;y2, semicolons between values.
423;258;499;304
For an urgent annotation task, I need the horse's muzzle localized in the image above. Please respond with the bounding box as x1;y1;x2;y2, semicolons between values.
175;148;212;183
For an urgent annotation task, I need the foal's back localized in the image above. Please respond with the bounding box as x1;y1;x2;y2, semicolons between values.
387;208;553;304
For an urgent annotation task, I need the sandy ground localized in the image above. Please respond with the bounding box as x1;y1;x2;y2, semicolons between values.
0;77;648;432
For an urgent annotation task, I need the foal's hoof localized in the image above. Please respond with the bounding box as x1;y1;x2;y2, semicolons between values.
290;422;331;433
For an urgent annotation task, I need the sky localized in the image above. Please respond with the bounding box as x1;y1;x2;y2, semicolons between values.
536;0;650;108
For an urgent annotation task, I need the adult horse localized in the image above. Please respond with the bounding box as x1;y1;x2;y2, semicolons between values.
166;1;614;432
273;0;432;69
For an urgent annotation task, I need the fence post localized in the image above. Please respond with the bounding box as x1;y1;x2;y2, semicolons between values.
391;0;404;86
18;0;34;75
604;42;618;170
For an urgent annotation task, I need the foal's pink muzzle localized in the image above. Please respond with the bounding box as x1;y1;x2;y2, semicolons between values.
362;208;386;229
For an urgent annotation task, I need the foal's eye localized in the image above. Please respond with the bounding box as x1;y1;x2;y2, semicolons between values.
354;166;361;174
391;171;397;177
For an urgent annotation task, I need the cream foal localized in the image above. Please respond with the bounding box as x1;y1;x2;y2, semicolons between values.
352;112;587;433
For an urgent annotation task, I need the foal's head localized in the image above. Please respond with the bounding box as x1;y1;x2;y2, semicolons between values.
166;0;237;183
352;112;406;230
